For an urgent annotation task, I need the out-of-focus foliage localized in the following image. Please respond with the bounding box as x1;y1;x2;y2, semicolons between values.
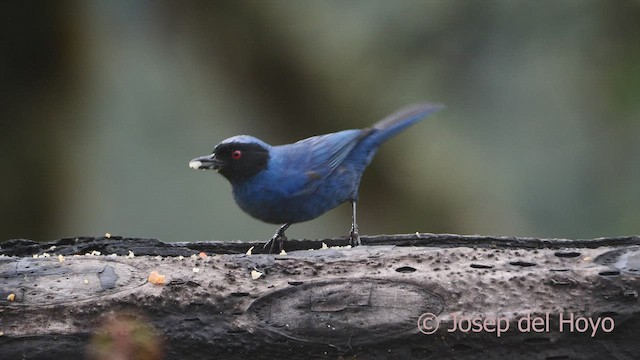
1;1;639;242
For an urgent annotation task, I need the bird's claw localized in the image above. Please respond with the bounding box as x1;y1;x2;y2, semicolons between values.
263;234;287;254
349;228;361;247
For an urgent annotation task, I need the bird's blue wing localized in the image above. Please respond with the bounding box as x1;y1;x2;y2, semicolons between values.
275;103;443;198
281;129;366;196
300;104;443;173
298;129;367;172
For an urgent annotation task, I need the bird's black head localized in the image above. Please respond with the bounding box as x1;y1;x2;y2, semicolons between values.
189;137;270;182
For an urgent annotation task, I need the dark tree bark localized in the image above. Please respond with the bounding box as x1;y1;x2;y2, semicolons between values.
1;234;640;359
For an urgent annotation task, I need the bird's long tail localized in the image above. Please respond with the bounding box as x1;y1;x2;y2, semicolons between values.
367;103;444;146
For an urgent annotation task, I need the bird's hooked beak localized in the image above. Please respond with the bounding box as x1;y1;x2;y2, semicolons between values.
189;153;224;170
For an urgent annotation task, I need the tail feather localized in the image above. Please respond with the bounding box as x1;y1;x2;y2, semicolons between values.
368;103;444;146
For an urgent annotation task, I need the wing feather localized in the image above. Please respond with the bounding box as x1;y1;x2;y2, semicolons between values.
285;129;365;196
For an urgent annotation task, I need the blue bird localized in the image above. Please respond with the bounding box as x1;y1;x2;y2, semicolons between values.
189;103;443;252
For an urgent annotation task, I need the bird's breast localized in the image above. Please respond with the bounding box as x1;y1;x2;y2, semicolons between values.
230;166;359;224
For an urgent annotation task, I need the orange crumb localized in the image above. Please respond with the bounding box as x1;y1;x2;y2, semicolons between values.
148;271;166;285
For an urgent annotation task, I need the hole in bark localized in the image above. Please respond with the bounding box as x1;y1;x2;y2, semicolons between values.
183;280;201;287
226;329;248;334
510;261;537;267
554;251;581;258
451;343;473;351
524;337;550;344
288;281;304;286
230;292;250;297
470;263;493;269
598;270;620;276
395;266;417;273
545;356;569;360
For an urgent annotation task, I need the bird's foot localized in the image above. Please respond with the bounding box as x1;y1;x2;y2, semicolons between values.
264;223;291;254
349;227;361;247
264;233;287;254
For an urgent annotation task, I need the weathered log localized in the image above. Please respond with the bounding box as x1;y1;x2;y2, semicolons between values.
1;234;640;359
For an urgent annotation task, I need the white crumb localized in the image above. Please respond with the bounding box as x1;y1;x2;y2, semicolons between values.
58;254;65;263
321;242;328;250
279;249;287;256
126;251;135;259
189;160;202;169
246;246;254;255
251;270;263;280
192;267;200;273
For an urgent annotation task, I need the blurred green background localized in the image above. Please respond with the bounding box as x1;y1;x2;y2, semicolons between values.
2;0;639;243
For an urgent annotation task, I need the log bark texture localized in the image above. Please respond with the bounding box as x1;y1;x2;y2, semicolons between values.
1;234;640;359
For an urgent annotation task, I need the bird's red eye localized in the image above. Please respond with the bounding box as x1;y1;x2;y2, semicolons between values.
232;150;242;160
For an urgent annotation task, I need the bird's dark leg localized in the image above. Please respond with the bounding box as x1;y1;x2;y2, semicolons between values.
264;223;290;254
349;200;361;246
